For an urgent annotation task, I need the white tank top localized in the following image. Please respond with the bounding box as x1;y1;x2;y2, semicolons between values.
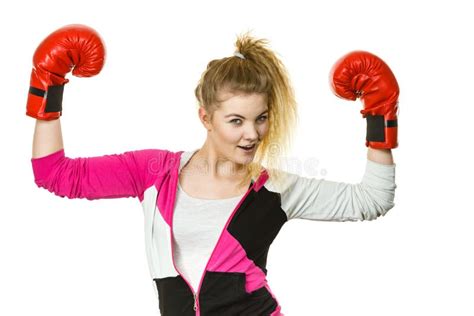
172;182;245;291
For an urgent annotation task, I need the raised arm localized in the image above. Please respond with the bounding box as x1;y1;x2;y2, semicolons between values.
27;25;166;201
274;51;399;222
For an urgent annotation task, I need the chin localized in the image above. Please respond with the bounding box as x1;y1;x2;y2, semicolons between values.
236;155;255;166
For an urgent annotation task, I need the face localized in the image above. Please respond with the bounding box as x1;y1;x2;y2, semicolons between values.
200;91;269;166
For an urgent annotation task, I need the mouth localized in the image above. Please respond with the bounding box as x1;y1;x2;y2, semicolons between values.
237;144;256;153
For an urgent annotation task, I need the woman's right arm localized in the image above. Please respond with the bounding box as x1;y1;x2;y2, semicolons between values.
28;25;176;202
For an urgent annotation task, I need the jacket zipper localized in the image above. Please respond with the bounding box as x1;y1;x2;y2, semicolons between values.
193;293;198;311
170;177;257;315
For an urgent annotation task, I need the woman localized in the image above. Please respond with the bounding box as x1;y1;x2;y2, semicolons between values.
29;25;397;315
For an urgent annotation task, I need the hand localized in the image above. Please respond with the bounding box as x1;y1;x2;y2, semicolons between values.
26;24;106;120
330;51;399;149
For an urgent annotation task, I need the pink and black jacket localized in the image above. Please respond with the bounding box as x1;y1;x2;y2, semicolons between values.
31;148;396;315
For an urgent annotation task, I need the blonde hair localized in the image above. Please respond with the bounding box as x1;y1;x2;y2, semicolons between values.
194;30;298;188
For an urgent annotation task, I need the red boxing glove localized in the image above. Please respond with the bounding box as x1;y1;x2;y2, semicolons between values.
330;51;399;149
26;24;106;120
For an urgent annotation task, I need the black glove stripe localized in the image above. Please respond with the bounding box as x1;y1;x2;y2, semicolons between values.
386;120;397;128
29;86;46;98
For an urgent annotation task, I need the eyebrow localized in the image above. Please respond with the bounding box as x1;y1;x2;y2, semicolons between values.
224;110;269;119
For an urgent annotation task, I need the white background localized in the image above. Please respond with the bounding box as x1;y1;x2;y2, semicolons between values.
1;0;473;315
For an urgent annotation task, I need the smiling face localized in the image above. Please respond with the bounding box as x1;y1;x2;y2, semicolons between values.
200;90;269;166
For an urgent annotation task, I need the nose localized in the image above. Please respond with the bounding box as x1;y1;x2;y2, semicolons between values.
243;122;259;141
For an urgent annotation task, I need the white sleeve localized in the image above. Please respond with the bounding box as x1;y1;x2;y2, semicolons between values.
271;160;397;221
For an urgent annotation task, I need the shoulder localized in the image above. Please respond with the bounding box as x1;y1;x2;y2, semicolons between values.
263;168;300;194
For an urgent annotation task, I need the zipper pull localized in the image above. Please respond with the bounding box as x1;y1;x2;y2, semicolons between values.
193;293;198;311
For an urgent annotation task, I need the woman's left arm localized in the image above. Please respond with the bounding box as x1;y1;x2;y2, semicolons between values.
273;51;399;222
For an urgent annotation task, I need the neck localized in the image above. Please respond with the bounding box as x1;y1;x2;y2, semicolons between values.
191;142;248;182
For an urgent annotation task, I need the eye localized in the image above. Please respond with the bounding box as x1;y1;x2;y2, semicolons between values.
230;118;242;125
258;115;268;122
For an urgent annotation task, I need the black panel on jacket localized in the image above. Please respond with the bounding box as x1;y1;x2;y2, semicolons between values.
154;276;195;316
199;271;278;315
227;186;288;272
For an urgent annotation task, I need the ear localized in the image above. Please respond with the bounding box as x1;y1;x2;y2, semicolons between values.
198;107;212;131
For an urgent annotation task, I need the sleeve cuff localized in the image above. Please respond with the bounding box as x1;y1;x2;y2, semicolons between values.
366;159;396;171
362;159;397;189
31;149;66;185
